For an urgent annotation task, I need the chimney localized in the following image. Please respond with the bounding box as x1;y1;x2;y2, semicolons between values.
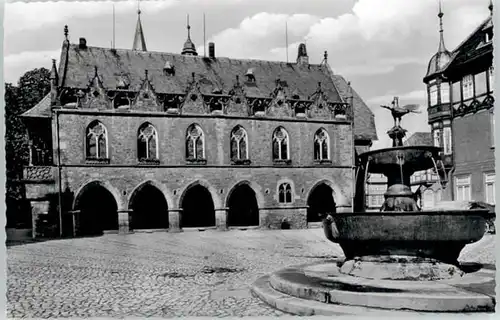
209;42;215;59
79;37;87;49
296;43;308;65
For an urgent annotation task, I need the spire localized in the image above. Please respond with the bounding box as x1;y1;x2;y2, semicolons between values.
437;0;447;53
64;25;69;42
132;0;147;51
50;59;58;82
182;14;198;56
489;0;493;16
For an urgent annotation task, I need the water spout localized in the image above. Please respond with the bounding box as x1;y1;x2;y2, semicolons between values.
427;151;445;187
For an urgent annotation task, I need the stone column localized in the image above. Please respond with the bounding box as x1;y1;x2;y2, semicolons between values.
259;209;271;229
117;210;132;234
168;209;182;233
293;207;308;229
215;208;228;231
336;204;352;213
30;200;51;239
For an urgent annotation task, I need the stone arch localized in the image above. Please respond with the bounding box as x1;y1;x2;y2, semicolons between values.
178;179;222;209
73;179;123;211
128;180;172;230
72;180;121;236
307;180;337;222
225;180;265;209
225;180;263;227
128;180;174;210
307;179;350;212
178;179;220;228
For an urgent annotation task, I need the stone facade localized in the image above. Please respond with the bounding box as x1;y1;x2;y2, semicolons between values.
21;21;377;238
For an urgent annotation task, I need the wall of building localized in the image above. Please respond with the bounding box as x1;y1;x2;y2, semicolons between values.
42;111;354;232
452;108;495;202
55;111;353;167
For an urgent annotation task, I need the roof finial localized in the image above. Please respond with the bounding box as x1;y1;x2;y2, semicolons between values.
144;69;148;79
324;50;328;61
64;25;69;41
437;0;447;53
50;59;58;81
181;14;198;55
132;1;147;51
489;0;493;16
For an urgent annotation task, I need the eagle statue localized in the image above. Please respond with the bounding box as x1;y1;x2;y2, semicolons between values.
380;97;421;127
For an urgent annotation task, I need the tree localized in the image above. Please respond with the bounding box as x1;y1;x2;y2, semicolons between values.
5;68;50;228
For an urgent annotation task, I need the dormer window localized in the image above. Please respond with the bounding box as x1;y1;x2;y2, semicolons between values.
117;77;130;90
245;68;256;83
163;61;175;76
485;30;493;43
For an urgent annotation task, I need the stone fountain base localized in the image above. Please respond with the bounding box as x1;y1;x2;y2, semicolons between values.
251;261;495;316
339;255;464;280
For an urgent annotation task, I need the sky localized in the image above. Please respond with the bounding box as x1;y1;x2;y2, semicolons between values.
4;0;492;149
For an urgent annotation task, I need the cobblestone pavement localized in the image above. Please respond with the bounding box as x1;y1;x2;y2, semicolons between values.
7;229;495;318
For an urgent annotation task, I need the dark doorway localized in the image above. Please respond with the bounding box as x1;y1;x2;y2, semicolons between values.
307;184;336;223
74;182;118;236
130;184;169;230
181;185;215;228
227;184;259;227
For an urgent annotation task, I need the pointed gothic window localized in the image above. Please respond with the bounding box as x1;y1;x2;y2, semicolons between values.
86;121;108;159
230;126;248;160
137;123;158;161
278;183;292;203
314;128;330;161
273;127;290;161
186;124;205;160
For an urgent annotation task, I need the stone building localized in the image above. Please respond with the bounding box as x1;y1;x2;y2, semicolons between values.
21;12;377;237
418;1;494;205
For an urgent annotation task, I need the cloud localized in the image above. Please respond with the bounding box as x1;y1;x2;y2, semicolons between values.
4;50;60;84
4;0;179;35
367;90;427;105
203;0;489;77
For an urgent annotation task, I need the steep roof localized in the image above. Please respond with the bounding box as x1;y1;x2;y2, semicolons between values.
441;16;492;75
404;132;432;146
28;42;377;140
21;93;51;118
330;74;378;141
60;44;346;100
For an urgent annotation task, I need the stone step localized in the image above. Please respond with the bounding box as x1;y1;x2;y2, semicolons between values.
251;275;422;316
269;267;495;312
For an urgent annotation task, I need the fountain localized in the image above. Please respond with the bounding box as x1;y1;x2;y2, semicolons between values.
251;98;495;316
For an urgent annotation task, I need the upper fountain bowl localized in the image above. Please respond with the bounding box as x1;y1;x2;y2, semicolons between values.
358;146;441;174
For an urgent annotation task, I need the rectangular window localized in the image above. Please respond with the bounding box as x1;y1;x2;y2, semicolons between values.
462;75;474;100
452;81;461;103
491;111;495;147
485;173;495;204
440;83;450;103
433;129;441;148
455;175;471;201
475;71;487;96
443;127;452;154
429;85;438;106
489;66;494;92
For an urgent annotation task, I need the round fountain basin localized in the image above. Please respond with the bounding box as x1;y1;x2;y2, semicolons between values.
330;209;491;263
359;146;441;173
